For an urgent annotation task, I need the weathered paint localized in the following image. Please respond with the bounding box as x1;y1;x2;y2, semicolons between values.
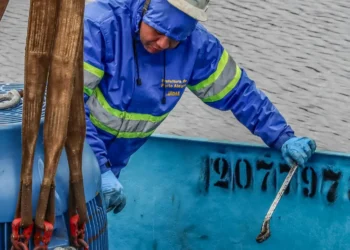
108;134;350;250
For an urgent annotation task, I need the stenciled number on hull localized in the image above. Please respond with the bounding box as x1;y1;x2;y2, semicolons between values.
204;154;347;205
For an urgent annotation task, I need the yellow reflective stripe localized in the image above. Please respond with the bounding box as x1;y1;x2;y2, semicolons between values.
118;130;154;139
94;87;168;122
84;62;104;78
90;114;154;138
202;65;242;103
84;86;94;96
187;50;229;92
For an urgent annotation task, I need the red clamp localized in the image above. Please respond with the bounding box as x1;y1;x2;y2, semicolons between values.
33;221;54;250
10;218;33;250
70;214;89;250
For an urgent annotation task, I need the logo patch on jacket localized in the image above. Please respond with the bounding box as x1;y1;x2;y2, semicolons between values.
161;79;187;97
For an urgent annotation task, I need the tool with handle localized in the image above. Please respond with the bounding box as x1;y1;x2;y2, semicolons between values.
256;163;298;243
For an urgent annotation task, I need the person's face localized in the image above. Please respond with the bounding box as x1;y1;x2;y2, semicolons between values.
139;21;180;54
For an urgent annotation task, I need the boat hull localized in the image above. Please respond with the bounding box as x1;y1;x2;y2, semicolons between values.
108;134;350;250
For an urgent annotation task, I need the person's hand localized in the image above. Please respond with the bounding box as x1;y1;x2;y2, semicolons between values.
281;137;316;167
101;170;126;214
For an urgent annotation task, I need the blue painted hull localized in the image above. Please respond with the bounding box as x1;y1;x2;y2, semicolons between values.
108;134;350;250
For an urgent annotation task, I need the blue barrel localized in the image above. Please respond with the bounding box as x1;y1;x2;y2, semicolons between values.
0;83;109;250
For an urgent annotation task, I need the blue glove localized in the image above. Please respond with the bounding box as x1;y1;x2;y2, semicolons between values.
281;137;316;167
101;170;126;214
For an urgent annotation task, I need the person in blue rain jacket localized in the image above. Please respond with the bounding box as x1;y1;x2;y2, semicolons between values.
83;0;317;213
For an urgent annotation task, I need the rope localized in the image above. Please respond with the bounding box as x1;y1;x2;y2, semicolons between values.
0;89;22;110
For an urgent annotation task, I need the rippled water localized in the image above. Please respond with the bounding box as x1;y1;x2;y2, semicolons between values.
0;0;349;153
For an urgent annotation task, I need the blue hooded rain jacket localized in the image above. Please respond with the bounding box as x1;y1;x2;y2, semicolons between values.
83;0;295;177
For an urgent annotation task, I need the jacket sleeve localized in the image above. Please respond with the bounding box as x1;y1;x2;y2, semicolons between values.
187;26;295;150
83;15;109;168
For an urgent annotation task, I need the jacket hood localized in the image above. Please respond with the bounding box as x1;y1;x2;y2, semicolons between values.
132;0;198;41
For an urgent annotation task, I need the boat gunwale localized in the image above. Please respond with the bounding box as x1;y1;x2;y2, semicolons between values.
151;133;350;159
